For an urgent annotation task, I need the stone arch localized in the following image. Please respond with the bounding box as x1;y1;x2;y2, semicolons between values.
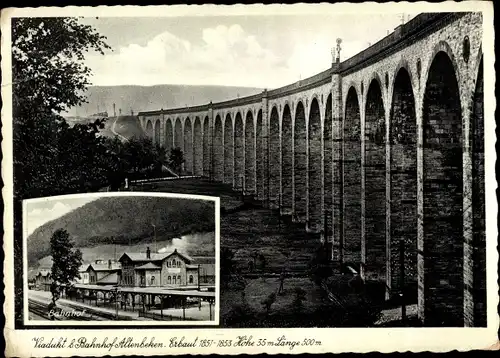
256;109;265;200
184;117;193;175
422;40;462;104
343;86;362;266
281;103;293;215
421;50;463;326
145;120;153;140
364;78;387;283
213;115;223;182
294;101;307;222
223;114;234;184
364;72;386;112
308;97;322;232
309;93;321;111
203;116;210;176
389;66;417;297
244;110;256;194
174;118;183;150
323;93;333;239
165;118;173;150
234;112;244;190
154;119;161;145
268;106;280;209
390;58;418;103
470;56;486;327
343;81;361;113
193;117;203;176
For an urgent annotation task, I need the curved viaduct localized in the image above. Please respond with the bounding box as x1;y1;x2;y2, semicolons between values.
139;12;485;327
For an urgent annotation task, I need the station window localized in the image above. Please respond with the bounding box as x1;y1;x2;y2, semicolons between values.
168;276;171;284
189;275;193;284
177;275;181;284
173;276;176;284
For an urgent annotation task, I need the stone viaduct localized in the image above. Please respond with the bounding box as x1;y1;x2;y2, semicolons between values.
138;12;485;327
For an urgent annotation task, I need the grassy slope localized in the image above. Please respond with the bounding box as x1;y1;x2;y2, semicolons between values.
113;115;145;139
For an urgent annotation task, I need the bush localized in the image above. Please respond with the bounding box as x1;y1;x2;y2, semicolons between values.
261;292;276;314
222;303;254;327
292;287;307;313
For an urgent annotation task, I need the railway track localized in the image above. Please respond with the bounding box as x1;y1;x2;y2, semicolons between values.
28;298;126;321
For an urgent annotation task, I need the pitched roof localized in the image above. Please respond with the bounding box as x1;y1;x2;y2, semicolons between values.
119;252;169;263
96;272;119;285
119;249;193;263
164;249;193;263
135;262;161;270
37;269;51;277
88;262;121;272
79;264;91;272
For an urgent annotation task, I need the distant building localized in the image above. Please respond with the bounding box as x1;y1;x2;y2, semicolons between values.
74;264;91;285
192;257;216;284
87;259;121;285
34;269;52;291
90;111;108;118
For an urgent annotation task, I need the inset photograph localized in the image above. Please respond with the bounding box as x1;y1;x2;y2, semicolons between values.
24;192;219;325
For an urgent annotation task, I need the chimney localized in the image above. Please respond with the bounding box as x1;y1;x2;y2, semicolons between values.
113;103;116;117
108;259;112;269
146;247;151;259
119;108;122;115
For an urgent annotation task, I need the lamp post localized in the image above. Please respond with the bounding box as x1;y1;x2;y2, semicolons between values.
115;287;119;319
197;264;201;291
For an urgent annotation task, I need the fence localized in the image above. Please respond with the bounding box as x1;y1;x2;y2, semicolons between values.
130;175;203;185
138;310;199;321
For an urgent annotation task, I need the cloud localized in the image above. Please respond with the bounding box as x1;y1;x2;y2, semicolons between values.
85;23;334;89
26;197;97;236
26;201;74;236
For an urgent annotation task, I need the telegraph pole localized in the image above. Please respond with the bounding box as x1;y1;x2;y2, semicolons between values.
152;224;157;252
197;264;201;291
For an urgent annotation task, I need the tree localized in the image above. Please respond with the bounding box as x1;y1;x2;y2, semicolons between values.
12;17;110;324
168;147;185;174
49;229;83;310
104;136;168;182
221;247;235;287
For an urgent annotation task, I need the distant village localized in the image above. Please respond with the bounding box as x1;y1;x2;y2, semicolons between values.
31;247;215;291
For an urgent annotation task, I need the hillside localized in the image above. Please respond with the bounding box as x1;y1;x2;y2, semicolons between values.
65;84;264;117
27;196;215;266
113;115;145;139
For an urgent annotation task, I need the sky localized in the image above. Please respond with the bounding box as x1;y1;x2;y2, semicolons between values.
25;197;98;236
80;11;417;89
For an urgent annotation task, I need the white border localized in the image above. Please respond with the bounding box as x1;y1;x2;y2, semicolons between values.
22;192;220;326
2;1;498;355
